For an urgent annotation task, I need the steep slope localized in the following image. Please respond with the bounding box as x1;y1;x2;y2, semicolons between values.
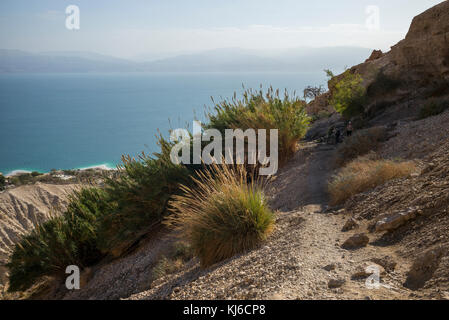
0;183;79;287
330;1;449;124
344;110;449;297
127;143;414;300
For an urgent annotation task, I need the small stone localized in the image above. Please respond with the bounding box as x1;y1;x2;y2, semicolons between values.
328;278;346;288
370;256;397;272
341;233;370;249
342;218;358;232
352;262;385;279
323;263;336;271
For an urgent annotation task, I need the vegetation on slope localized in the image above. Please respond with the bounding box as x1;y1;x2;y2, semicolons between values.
7;187;114;292
7;87;309;292
328;156;416;205
335;126;388;167
206;87;311;164
166;163;274;267
326;69;366;119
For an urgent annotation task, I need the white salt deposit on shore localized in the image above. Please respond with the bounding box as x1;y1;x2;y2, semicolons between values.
5;170;32;177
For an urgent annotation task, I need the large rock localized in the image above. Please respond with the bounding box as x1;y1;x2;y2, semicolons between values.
374;207;421;232
405;246;445;290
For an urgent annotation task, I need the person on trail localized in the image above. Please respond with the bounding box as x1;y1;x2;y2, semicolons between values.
335;128;341;144
346;121;353;137
327;126;335;144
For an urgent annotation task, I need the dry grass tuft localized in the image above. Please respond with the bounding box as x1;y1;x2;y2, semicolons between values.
166;163;275;268
329;157;417;205
335;126;388;167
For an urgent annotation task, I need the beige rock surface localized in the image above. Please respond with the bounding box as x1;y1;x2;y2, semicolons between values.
0;183;79;286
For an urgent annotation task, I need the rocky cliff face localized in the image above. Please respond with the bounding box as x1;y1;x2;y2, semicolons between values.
0;183;78;287
330;1;449;124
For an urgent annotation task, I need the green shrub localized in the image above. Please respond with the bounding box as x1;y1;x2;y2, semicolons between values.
419;99;449;119
98;137;191;254
206;87;311;164
167;163;275;268
0;174;5;190
335;126;388;167
7;187;114;292
31;171;42;177
328;70;366;118
10;173;34;186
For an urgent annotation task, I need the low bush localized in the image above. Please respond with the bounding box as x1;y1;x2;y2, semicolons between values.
7;187;114;292
98;137;192;254
0;174;5;190
166;163;275;268
328;157;416;205
418;99;449;119
335;126;388;167
206;87;311;164
328;70;366;119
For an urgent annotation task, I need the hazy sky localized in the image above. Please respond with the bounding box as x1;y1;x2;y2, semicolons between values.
0;0;444;59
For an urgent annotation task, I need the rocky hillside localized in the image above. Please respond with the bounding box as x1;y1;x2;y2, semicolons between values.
0;183;79;288
1;2;448;300
342;0;449;124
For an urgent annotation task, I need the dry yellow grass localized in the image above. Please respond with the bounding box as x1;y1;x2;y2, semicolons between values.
165;163;275;268
328;157;417;205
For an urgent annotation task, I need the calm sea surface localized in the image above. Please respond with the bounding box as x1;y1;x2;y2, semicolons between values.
0;72;326;175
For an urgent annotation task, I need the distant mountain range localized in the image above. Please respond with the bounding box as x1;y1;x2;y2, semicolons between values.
0;47;373;73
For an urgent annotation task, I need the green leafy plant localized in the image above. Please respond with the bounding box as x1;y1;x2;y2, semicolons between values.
98;136;192;254
7;187;114;292
327;70;366;118
0;174;5;190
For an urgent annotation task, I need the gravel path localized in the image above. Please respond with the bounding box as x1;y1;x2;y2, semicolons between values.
128;142;414;300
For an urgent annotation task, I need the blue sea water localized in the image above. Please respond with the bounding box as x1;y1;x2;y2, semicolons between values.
0;72;326;175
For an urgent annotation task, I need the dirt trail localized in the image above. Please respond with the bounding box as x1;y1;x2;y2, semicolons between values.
129;142;415;300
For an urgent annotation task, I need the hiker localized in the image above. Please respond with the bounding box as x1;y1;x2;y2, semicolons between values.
346;121;353;137
335;128;341;144
326;126;335;144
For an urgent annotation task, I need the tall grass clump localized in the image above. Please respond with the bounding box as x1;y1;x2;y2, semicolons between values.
98;137;192;254
166;163;275;268
328;157;416;205
7;187;114;292
335;126;388;167
206;87;311;164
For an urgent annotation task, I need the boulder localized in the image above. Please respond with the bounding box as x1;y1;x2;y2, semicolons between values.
374;208;420;232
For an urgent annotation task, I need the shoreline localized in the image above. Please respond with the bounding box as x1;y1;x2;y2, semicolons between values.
3;163;117;177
